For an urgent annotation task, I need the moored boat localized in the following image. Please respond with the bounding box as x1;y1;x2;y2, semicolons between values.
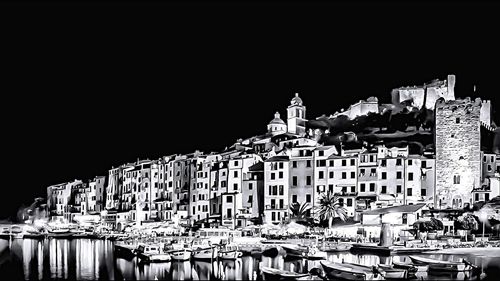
261;267;309;281
114;243;136;260
262;246;280;257
320;260;384;280
218;243;243;260
393;261;428;272
377;264;411;279
409;255;476;272
281;244;308;258
136;244;171;263
168;248;192;261
48;228;74;239
319;242;352;252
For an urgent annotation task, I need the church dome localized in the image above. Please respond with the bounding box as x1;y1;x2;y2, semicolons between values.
290;93;303;106
269;112;285;124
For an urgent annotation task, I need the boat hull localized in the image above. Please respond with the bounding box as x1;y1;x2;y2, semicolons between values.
219;250;242;260
320;261;383;281
409;256;473;272
138;253;171;263
169;249;192;261
192;247;218;260
261;267;309;281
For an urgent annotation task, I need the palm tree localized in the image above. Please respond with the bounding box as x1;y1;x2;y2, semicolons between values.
289;202;313;226
315;193;347;229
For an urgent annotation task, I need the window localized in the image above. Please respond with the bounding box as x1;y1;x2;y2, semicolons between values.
317;160;326;167
396;159;402;166
347;198;353;207
360;168;365;175
408;160;413;166
279;172;283;179
306;176;311;185
342;160;347;166
234;171;238;177
271;199;275;208
319;171;324;179
292;195;297;203
193;195;196;202
421;161;427;168
382;172;387;180
486;193;490;201
329;171;334;178
271;173;275;180
227;208;232;218
279;199;284;209
350;159;355;166
488;164;492;172
408;173;414;181
342;172;347;179
381;159;387;166
369;183;375;192
233;183;238;190
306;160;311;167
329;184;334;193
234;161;239;166
272;212;276;221
381;185;387;194
456;117;460;123
475;193;480;201
396;171;402;179
453;175;460;184
360;183;366;192
279;185;284;195
249;183;253;190
407;188;412;196
397;185;402;193
318;151;324;157
421;189;427;196
292;176;298;186
292;161;297;168
306;194;311;202
226;196;233;203
351;172;355;178
273;185;278;195
279;162;284;169
329;160;334;167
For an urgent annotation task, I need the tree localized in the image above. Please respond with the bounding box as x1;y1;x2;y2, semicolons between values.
314;193;347;229
289;202;312;220
455;214;479;241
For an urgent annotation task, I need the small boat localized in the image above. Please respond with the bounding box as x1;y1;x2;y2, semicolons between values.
218;243;243;260
136;244;171;263
393;261;428;272
262;246;280;257
191;239;218;260
168;248;192;261
319;242;352;252
409;256;476;272
320;261;384;280
48;228;74;239
281;244;308;258
22;232;45;240
261;267;309;281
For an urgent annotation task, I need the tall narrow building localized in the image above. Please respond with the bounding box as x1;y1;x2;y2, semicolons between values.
287;93;307;136
435;97;482;209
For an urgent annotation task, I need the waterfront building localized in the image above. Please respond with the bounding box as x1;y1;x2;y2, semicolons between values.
289;145;316;209
85;176;106;214
264;155;289;224
242;162;264;220
327;149;359;218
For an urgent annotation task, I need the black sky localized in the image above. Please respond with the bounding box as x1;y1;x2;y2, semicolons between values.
1;1;500;220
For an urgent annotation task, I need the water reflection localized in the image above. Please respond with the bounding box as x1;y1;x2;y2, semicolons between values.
1;238;499;280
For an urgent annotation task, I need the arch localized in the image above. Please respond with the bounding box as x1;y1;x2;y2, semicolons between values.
117;222;122;232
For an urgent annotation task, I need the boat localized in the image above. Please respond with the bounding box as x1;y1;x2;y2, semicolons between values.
218;243;243;260
409;255;476;272
320;260;384;280
22;232;45;240
281;244;309;258
191;239;218;261
393;261;428;272
262;246;280;257
136;244;171;263
319;242;352;252
168;248;192;261
261;267;309;281
48;228;74;239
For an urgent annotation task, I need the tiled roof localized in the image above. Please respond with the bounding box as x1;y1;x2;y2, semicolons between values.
265;156;289;162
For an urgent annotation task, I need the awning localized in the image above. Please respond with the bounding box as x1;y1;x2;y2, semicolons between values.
378;194;396;201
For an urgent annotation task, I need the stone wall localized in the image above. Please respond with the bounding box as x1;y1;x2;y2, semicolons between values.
435;97;482;209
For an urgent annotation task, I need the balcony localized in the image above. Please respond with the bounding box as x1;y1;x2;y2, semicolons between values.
265;204;287;210
335;191;358;197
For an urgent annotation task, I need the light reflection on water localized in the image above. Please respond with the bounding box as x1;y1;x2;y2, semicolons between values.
1;238;499;280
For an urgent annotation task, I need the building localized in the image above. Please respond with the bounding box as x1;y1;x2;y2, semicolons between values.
267;112;287;136
435;98;482;209
264;155;290;224
331;97;379;120
391;75;455;110
287;93;307;136
289;146;315;208
85;176;106;214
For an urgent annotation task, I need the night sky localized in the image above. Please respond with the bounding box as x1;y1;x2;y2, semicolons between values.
2;1;500;220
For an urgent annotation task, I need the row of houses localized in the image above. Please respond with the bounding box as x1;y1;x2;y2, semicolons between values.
46;92;500;231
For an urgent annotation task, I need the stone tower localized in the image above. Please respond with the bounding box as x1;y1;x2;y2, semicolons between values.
435;97;481;209
287;93;307;136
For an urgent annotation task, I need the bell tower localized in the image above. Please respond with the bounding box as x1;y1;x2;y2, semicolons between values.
287;93;307;136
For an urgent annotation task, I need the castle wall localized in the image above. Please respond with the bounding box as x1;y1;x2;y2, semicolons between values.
435;98;482;209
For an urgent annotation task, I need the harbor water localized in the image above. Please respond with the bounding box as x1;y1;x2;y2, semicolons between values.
1;238;500;280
